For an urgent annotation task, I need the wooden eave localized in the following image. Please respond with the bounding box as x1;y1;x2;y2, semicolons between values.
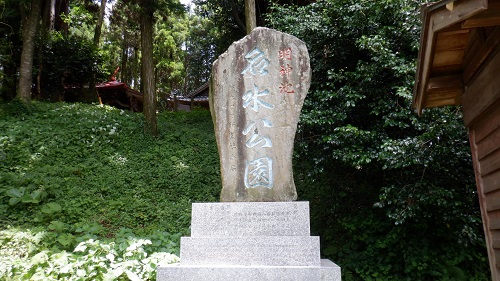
413;0;500;115
186;82;209;98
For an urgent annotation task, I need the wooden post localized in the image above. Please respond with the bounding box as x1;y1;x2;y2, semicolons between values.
244;0;256;34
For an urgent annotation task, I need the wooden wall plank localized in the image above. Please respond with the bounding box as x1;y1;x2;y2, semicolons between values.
477;126;500;160
427;75;463;91
495;250;500;267
469;125;500;279
484;171;500;194
487;189;500;211
433;49;465;66
424;91;460;108
494;239;500;249
472;99;500;142
489;210;500;230
463;48;500;126
435;31;469;51
480;149;500;177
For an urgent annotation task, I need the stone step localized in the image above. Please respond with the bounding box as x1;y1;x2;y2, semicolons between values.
180;236;320;266
190;202;311;237
157;259;341;281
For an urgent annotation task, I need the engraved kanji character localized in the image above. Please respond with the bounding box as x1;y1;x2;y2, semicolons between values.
242;119;273;148
242;84;274;112
244;157;273;189
278;48;292;60
241;47;270;76
279;83;295;94
279;64;293;77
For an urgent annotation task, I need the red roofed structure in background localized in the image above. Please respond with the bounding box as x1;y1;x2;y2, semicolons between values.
96;67;143;112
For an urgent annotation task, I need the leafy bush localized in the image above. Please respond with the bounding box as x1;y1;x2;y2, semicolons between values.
267;0;489;280
37;34;107;102
0;227;179;281
0;101;220;280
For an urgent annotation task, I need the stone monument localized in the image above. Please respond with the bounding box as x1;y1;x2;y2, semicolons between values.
157;27;341;281
209;27;310;202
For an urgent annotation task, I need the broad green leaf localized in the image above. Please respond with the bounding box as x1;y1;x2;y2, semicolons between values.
57;234;75;247
8;197;21;205
48;220;66;232
22;193;34;203
41;202;62;214
6;188;23;198
30;189;45;201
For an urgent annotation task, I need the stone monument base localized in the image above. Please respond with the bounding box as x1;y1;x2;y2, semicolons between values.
156;202;341;281
157;259;340;281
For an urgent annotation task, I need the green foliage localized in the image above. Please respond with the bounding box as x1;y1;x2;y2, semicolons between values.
192;0;246;55
0;101;220;231
0;98;34;118
0;226;179;281
38;34;106;101
267;0;489;280
181;12;219;94
0;101;220;279
0;0;22;102
154;12;189;96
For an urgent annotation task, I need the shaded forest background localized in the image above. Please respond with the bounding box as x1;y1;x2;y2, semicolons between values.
0;0;491;280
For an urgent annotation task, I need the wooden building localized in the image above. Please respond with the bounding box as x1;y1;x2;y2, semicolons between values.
413;0;500;279
96;80;143;112
169;82;210;111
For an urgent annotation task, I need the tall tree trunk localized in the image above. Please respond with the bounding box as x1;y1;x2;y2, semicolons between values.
140;0;157;136
18;0;42;104
228;0;246;33
244;0;256;34
94;0;107;46
54;0;69;34
121;28;129;83
49;0;56;30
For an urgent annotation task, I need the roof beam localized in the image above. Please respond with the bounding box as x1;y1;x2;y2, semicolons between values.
432;0;487;31
462;1;500;28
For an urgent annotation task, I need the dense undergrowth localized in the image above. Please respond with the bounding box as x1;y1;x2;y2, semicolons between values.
0;101;220;280
0;100;490;280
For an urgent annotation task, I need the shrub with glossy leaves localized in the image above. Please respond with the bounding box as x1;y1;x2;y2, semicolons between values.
267;0;488;280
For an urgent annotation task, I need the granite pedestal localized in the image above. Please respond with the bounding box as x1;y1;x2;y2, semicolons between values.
157;202;341;281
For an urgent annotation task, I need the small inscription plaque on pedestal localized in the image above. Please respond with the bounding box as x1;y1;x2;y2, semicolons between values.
190;202;310;236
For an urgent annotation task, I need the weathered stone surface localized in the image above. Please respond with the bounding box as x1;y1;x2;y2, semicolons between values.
190;202;310;237
157;259;342;281
210;27;311;202
180;236;320;266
